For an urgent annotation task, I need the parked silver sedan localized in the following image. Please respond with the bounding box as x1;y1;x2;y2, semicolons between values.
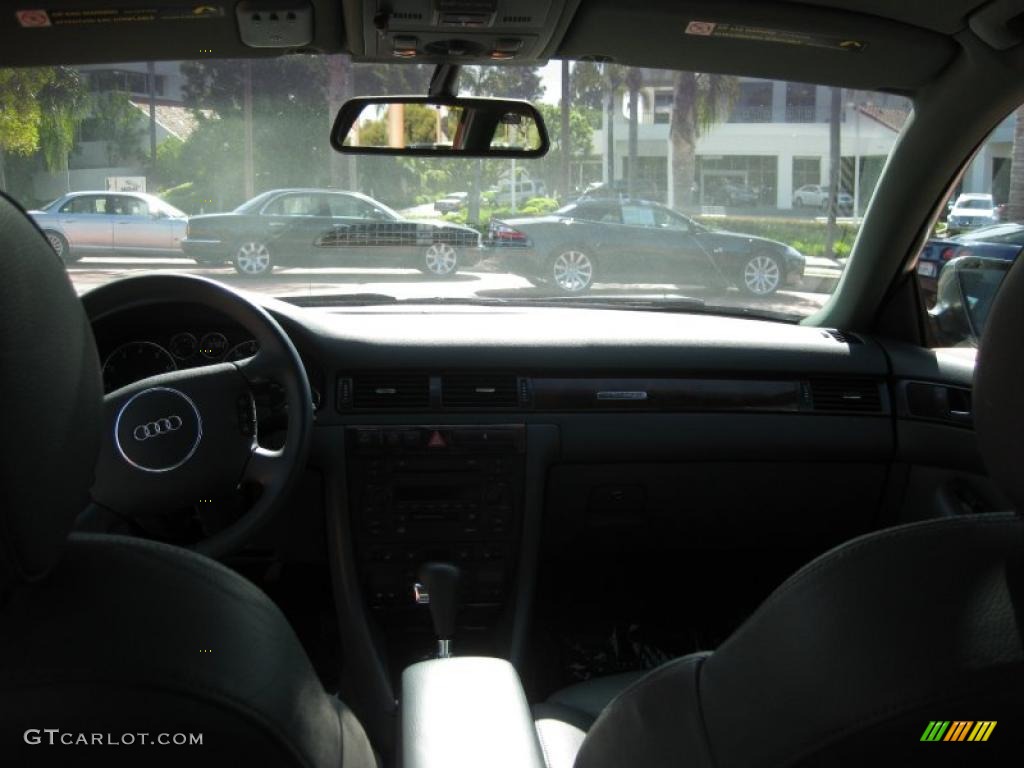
29;191;187;263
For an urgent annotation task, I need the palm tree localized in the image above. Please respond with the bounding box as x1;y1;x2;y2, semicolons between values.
326;55;355;189
1006;106;1024;223
825;87;842;257
601;64;623;186
669;73;737;209
626;68;642;197
560;59;571;198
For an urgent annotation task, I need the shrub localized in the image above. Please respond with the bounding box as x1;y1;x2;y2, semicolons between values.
519;196;560;215
698;215;860;257
443;204;547;232
160;182;201;214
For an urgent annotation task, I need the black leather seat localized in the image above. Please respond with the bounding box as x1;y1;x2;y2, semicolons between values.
0;193;377;767
535;260;1024;767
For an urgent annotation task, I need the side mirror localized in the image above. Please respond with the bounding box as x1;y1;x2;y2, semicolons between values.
331;97;549;158
928;255;1012;346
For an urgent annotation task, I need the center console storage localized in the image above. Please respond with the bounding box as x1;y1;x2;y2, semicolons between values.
401;657;546;768
346;425;526;666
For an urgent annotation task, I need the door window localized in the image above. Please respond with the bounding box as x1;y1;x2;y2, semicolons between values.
622;204;657;227
650;205;691;231
111;196;149;216
263;194;326;216
60;195;109;214
327;194;384;219
574;203;621;223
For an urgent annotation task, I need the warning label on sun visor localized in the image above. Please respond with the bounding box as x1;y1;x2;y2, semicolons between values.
684;21;866;52
16;5;224;28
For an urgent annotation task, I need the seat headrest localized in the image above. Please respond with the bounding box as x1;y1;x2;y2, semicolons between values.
975;254;1024;513
0;193;102;587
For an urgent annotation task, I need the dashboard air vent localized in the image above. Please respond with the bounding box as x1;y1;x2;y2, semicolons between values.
442;374;518;408
352;374;429;409
809;378;883;413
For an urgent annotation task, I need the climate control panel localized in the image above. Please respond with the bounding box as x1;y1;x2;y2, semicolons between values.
346;425;525;612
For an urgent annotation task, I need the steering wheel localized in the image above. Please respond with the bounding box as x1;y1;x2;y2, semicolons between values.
83;274;312;559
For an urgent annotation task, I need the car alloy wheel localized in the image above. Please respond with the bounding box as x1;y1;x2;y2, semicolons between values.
44;231;76;263
552;249;594;293
743;253;782;295
234;241;272;276
423;242;458;276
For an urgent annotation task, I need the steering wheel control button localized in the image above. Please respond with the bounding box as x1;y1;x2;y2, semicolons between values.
237;393;257;437
114;387;203;473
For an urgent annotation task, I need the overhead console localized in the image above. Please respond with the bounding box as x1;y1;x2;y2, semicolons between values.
356;0;581;63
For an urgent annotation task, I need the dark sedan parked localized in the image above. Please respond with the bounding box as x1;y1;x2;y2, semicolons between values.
488;198;805;295
183;189;481;276
916;221;1024;299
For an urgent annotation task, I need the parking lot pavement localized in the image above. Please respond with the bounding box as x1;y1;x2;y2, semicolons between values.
65;257;831;317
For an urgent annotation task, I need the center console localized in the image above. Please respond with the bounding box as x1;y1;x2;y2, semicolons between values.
401;657;546;768
346;425;526;663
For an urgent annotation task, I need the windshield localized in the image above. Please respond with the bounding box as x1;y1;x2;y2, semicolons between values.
1;58;909;320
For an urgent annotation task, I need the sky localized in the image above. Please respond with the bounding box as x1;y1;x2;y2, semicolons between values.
539;60;562;105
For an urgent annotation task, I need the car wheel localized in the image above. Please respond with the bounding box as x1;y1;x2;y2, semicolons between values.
233;241;273;276
742;252;783;296
551;249;595;293
44;231;77;263
793;198;803;209
421;242;459;277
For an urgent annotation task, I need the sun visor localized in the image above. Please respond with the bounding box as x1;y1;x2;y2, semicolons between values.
556;0;959;93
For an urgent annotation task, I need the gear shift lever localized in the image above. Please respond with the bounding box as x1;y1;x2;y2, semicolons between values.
414;562;460;658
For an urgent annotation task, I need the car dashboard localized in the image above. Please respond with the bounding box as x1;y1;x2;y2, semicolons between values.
85;296;995;743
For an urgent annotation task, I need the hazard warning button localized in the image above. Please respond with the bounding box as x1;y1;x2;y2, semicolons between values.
427;430;447;449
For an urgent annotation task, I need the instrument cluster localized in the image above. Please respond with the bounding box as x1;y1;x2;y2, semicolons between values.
100;329;259;392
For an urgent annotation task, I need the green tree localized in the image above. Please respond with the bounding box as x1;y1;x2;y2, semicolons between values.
463;65;544;100
536;103;594;197
90;91;145;166
37;67;89;189
669;73;737;209
0;68;54;190
569;61;606;113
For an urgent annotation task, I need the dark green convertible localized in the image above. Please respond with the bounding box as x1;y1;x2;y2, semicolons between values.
489;198;806;295
183;188;481;276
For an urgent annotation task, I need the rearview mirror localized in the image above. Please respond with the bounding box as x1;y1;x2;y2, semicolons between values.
330;97;549;158
928;255;1011;346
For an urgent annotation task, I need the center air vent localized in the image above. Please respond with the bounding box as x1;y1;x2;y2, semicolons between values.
351;374;429;409
823;329;863;344
809;378;883;413
442;374;518;408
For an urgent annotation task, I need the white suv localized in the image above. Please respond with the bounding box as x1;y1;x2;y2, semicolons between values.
792;184;854;211
488;179;547;207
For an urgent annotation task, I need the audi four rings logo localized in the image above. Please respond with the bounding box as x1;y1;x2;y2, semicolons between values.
133;415;183;441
